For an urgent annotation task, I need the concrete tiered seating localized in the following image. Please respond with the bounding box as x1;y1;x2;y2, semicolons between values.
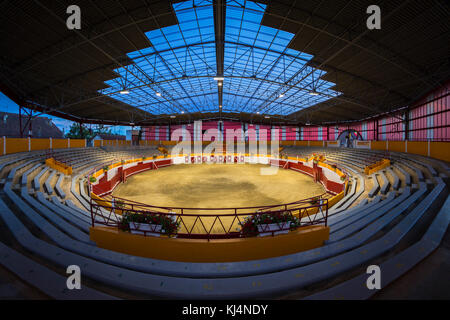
0;145;448;299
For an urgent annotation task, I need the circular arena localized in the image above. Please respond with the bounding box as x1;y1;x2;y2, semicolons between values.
0;0;449;302
112;163;326;208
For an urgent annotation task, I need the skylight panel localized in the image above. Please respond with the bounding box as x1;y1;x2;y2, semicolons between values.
98;0;340;116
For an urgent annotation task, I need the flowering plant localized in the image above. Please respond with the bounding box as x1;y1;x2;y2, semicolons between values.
119;212;180;236
239;211;300;237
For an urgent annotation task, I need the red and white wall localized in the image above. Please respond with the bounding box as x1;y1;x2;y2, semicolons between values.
141;80;449;142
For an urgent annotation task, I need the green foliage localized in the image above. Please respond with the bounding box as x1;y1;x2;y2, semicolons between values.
65;123;112;139
239;211;301;237
119;212;180;235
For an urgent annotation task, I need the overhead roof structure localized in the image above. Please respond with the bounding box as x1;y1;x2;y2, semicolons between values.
0;0;448;126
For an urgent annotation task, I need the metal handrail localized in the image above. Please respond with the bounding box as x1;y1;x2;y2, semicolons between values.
90;196;329;240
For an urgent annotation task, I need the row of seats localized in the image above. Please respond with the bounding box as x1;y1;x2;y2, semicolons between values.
0;145;448;299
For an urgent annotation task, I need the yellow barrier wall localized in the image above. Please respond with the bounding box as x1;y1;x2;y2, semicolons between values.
364;159;390;175
371;141;387;151
309;141;323;147
69;139;85;148
45;158;72;175
31;138;50;151
162;141;178;146
52;139;68;149
90;225;329;263
5;138;28;154
328;191;345;207
387;141;405;153
430;142;450;162
407;141;427;157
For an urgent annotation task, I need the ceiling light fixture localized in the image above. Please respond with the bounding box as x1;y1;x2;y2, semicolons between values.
309;90;319;96
278;93;285;98
181;111;184;114
170;115;176;119
119;90;129;94
218;81;223;86
265;115;270;119
156;92;161;96
213;76;224;81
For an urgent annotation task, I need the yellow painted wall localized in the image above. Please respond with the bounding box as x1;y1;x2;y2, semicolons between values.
90;225;329;263
430;142;450;163
371;141;387;151
407;141;428;157
364;159;390;175
388;141;405;153
45;158;72;175
70;139;85;148
5;138;28;154
30;138;50;151
309;141;323;147
53;139;68;149
162;141;178;146
328;191;345;208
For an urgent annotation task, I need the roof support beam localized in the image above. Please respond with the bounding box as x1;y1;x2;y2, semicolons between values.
213;0;225;114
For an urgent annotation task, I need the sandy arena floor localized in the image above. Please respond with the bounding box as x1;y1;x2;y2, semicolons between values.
112;163;325;234
113;163;324;208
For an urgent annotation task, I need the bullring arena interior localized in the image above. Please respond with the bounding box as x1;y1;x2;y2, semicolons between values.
0;0;449;304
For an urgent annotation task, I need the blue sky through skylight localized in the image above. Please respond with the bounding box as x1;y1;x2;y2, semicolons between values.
100;0;340;116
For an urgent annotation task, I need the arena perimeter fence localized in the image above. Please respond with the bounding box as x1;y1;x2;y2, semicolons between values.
90;194;329;239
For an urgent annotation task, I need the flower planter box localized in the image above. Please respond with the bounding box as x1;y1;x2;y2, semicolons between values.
129;222;162;237
168;212;177;223
257;222;290;237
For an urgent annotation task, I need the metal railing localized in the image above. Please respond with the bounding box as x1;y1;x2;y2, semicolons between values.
90;194;329;240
